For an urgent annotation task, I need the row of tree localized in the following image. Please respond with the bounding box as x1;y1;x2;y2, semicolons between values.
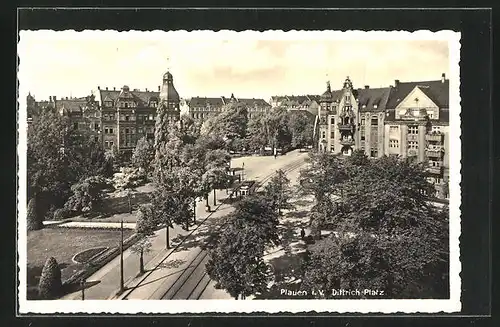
27;110;115;230
201;103;314;153
205;169;293;300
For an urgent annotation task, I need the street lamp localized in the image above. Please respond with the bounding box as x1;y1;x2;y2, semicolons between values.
119;215;124;293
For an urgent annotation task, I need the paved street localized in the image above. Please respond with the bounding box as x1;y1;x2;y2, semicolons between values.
62;150;309;300
117;150;309;300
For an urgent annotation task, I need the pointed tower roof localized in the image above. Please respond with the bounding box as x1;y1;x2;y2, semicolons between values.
160;71;180;102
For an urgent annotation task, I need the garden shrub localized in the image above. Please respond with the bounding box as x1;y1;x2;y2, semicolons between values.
38;257;62;299
27;197;43;231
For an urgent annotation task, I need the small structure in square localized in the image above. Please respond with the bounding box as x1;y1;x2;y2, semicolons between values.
231;180;257;198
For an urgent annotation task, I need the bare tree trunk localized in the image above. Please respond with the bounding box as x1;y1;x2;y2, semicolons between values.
166;226;170;249
213;188;217;206
139;249;144;274
193;198;197;225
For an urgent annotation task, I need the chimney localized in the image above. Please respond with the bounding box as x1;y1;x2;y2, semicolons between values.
66;97;68;100
158;85;161;92
145;88;148;92
364;85;370;89
49;96;52;102
394;80;400;87
97;86;100;90
113;87;116;91
53;96;56;101
441;73;446;83
106;87;108;90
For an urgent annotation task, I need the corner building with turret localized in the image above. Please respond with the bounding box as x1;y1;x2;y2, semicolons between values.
317;74;450;199
97;70;181;153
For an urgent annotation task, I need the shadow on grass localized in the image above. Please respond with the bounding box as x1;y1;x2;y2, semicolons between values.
62;280;101;294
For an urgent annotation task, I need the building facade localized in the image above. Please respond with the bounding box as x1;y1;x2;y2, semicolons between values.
270;95;320;116
316;74;450;199
186;94;271;122
97;70;181;152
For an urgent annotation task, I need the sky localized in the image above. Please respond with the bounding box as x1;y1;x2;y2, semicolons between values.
18;30;453;102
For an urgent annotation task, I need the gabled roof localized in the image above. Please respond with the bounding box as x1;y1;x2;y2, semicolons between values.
188;97;225;107
356;87;391;112
55;98;88;113
99;89;160;107
238;98;271;107
386;79;449;109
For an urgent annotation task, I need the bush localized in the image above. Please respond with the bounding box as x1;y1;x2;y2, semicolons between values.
53;208;70;220
27;198;42;231
38;257;62;299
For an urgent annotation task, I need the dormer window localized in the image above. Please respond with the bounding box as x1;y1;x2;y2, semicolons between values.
362;104;367;109
373;104;378;109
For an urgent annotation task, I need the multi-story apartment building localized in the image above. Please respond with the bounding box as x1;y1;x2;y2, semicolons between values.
97;71;180;152
316;74;450;199
384;74;449;198
186;94;271;122
270;95;321;116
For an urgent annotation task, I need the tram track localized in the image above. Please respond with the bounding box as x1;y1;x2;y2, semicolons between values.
121;155;306;300
165;157;306;300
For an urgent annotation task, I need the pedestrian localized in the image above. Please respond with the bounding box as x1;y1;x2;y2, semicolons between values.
300;228;305;239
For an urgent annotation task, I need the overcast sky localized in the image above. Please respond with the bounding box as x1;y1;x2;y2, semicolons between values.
18;30;452;102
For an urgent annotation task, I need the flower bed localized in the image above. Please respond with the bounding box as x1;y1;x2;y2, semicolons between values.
72;247;109;264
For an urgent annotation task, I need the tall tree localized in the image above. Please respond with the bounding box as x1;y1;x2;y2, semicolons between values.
131;136;154;178
131;204;156;274
206;217;270;300
64;175;108;216
264;169;294;215
246;113;267;153
288;110;314;148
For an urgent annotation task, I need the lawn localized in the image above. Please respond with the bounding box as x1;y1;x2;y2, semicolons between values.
27;227;134;296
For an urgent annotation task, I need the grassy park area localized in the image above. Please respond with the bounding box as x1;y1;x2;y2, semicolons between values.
27;227;134;299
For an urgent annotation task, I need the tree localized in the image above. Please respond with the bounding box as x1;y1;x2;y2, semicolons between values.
38;257;62;299
288;110;314;148
202;102;249;151
234;195;280;247
27;197;42;231
302;156;449;298
298;152;347;236
131;136;154;179
264;169;294;215
64;176;108;216
246;113;267;153
206;217;270;299
131;204;156;274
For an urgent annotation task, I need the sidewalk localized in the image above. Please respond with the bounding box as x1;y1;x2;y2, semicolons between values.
61;188;230;300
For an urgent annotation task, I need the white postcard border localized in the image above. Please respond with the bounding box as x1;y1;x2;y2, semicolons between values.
17;29;462;314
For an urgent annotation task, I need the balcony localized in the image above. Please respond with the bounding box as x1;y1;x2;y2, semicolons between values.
407;134;418;142
340;138;355;146
338;123;354;131
426;166;443;175
426;148;444;158
426;133;444;142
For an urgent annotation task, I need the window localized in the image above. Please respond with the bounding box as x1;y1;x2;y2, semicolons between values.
428;112;434;119
330;117;335;125
371;116;378;125
408;125;418;134
110;141;114;147
125;128;130;134
110;113;115;120
408;141;418;149
389;139;399;148
138;128;143;134
104;114;109;120
73;122;78;130
94;136;98;142
105;141;109;148
361;134;365;141
109;128;114;134
104;128;109;134
389;125;398;132
125;115;130;121
432;126;441;133
149;114;154;120
361;118;365;125
94;123;99;130
330;131;335;139
370;149;378;158
321;131;326;139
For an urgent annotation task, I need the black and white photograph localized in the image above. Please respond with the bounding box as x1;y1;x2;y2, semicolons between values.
17;28;461;314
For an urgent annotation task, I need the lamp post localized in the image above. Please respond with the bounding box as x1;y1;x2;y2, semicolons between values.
119;215;124;293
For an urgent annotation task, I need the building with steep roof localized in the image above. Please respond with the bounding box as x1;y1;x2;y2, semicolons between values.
186;93;271;121
97;70;180;152
316;73;450;199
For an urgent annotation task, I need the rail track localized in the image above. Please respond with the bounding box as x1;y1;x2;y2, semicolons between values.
158;157;306;300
